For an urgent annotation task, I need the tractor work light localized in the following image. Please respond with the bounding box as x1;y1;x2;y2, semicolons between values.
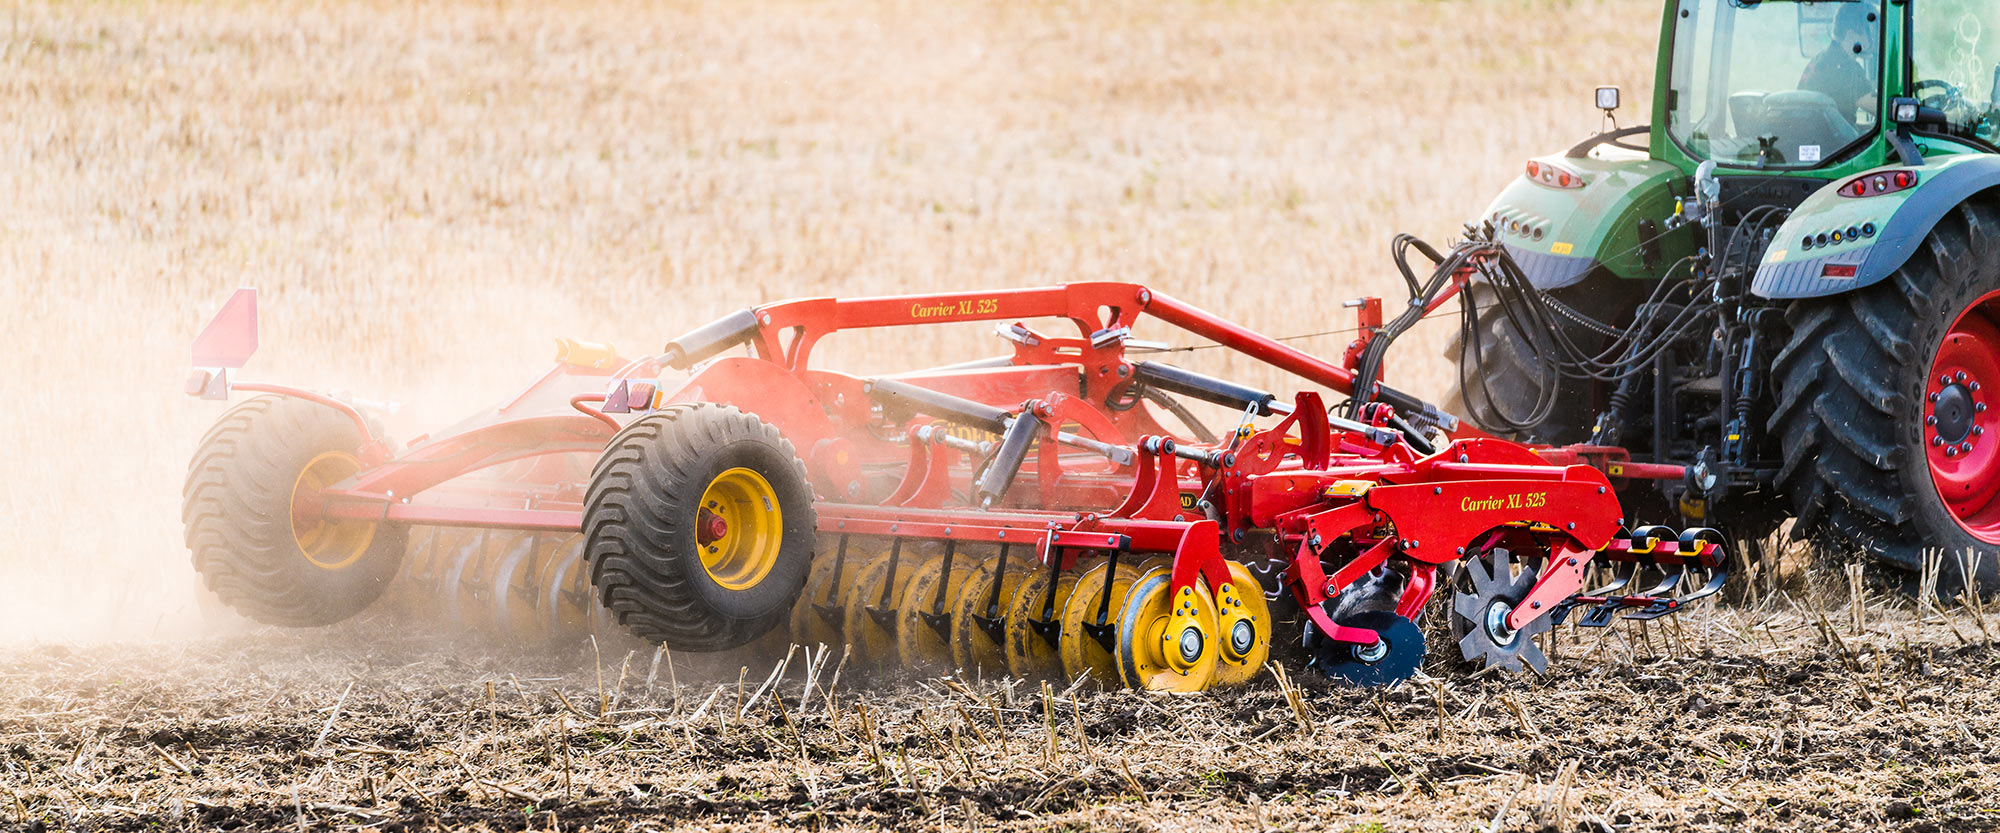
1595;86;1620;112
1837;169;1916;198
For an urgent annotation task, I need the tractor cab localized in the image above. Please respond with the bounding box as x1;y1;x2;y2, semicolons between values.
1661;0;2000;172
1665;0;1884;168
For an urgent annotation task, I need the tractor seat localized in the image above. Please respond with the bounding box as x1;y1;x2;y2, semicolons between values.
1759;90;1859;162
1727;90;1769;139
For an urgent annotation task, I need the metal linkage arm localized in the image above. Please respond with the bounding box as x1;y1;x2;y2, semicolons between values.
1130;361;1290;417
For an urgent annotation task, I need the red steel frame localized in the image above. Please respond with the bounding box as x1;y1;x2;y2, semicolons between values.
205;281;1712;647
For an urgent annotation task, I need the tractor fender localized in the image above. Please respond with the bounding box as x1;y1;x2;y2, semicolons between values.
1480;156;1694;288
1753;154;2000;299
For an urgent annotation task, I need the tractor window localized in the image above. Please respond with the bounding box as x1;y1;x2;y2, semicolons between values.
1910;0;2000;145
1668;0;1881;168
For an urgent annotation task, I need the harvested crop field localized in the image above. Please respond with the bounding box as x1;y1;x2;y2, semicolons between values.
3;599;1998;832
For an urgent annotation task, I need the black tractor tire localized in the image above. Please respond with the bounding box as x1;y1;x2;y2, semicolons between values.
1440;278;1643;445
1769;199;2000;596
182;395;407;627
583;403;816;651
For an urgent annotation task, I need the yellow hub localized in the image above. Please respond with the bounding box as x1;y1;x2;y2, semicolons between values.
1116;568;1220;692
290;451;377;570
896;554;975;670
1211;560;1272;687
951;555;1029;674
695;467;784;591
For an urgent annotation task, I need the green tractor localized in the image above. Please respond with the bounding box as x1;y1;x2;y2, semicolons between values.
1447;0;2000;594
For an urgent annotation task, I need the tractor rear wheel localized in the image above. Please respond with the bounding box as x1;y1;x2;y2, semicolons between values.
1769;199;2000;596
583;404;816;651
182;395;407;626
1440;278;1641;445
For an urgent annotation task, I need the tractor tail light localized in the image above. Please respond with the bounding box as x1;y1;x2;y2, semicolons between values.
1526;160;1584;189
1839;169;1918;197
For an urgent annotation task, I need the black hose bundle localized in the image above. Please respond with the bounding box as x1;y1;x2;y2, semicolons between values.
1348;229;1714;436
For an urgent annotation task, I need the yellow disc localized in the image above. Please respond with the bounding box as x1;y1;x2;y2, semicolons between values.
842;550;916;667
789;542;853;651
289;451;377;570
896;553;975;670
951;555;1028;675
1002;556;1097;681
1116;569;1220;692
696;466;784;592
1058;558;1147;688
1211;560;1273;688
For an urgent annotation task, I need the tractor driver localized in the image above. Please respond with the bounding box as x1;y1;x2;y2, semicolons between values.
1800;2;1880;122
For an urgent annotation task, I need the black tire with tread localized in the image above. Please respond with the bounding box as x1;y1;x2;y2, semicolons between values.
1769;199;2000;594
182;395;406;627
583;404;816;651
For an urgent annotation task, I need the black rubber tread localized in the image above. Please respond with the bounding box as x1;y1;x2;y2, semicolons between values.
582;403;816;652
1439;278;1644;445
182;395;407;627
1768;198;2000;594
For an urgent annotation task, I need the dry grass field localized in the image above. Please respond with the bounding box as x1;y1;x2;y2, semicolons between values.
4;1;1997;831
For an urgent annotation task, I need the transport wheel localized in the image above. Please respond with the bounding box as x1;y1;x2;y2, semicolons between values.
1211;560;1272;687
896;553;975;670
1115;567;1220;692
584;404;815;651
1057;557;1150;687
1003;558;1093;680
842;549;915;667
952;555;1029;674
1769;200;2000;595
1449;548;1552;674
183;395;407;627
789;540;852;651
1305;610;1424;688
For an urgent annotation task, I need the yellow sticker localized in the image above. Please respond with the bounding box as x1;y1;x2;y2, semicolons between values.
1551;242;1575;255
1768;249;1787;263
1325;480;1375;498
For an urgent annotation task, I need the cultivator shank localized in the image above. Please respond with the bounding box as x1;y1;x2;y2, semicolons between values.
185;281;1729;690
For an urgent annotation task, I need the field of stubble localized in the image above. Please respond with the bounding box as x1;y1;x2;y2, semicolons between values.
3;1;1997;831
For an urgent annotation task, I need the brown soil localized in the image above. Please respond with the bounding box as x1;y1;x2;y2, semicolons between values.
3;600;1996;832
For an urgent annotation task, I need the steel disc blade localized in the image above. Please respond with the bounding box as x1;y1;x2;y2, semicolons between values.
1309;610;1423;688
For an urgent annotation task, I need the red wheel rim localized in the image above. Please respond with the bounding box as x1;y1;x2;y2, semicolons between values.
1926;288;2000;542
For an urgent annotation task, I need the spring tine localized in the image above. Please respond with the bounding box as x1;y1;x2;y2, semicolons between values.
1579;561;1634;597
1577;601;1623;627
1636;565;1687;598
